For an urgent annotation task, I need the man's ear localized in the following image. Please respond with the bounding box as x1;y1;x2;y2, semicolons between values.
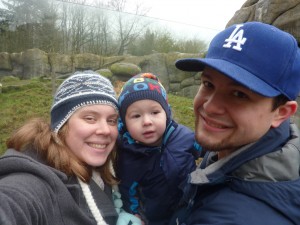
271;101;298;128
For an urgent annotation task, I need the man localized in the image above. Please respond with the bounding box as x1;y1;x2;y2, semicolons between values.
173;22;300;225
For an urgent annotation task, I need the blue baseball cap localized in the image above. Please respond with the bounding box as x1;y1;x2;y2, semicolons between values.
175;22;300;100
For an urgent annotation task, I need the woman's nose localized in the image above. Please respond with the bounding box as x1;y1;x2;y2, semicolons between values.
95;120;111;135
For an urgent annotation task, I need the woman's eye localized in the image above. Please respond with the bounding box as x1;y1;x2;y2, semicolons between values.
84;116;95;122
107;119;117;126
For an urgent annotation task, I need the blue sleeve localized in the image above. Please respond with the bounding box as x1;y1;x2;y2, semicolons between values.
116;151;143;215
162;125;200;185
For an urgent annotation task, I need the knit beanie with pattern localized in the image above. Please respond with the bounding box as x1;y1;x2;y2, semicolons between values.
51;71;118;133
118;73;171;126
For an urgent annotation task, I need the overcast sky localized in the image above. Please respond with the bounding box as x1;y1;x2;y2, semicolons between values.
130;0;246;42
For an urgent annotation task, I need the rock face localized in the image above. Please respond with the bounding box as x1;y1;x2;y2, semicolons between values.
23;48;50;79
0;49;201;98
227;0;300;43
73;53;102;71
48;53;73;74
0;53;12;71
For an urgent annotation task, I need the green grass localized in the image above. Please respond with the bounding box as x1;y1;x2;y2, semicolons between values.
0;79;195;155
168;94;194;130
0;79;54;154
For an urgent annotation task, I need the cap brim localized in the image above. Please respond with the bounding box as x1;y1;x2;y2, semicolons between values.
175;58;206;72
175;58;281;98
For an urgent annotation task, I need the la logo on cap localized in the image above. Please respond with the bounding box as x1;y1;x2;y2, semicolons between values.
223;24;247;51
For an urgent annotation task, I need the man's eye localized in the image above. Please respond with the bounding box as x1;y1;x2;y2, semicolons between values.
233;90;248;99
201;80;213;88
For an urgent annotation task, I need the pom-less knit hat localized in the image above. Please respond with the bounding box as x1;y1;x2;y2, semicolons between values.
118;73;171;127
51;71;118;133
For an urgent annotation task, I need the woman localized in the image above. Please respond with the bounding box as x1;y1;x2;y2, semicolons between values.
0;71;140;225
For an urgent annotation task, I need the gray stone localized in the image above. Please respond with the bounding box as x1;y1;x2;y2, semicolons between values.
180;85;200;99
48;53;73;74
23;48;50;79
169;82;181;93
10;52;24;78
167;52;200;83
73;53;101;70
102;56;125;68
0;52;12;71
227;0;300;43
181;77;195;88
110;62;141;81
138;53;169;91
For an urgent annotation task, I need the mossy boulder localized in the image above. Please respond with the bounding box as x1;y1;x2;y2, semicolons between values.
110;62;141;81
96;69;113;80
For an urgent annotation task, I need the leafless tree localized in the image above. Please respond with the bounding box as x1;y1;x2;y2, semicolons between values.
107;0;151;55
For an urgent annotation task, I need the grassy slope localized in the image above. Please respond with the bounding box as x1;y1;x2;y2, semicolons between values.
0;79;195;155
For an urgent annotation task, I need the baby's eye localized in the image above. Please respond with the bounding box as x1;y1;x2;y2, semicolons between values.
151;111;160;115
131;114;140;119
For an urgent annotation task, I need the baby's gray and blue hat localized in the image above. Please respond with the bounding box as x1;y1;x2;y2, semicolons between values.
50;71;118;133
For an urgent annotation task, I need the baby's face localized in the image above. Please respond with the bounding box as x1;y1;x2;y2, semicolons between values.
125;99;167;146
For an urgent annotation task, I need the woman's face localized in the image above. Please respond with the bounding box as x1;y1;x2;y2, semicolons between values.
65;104;118;167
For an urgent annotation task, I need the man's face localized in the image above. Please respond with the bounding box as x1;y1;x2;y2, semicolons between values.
193;67;281;155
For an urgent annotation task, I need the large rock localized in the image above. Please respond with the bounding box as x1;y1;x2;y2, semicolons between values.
10;52;23;78
227;0;300;42
23;48;50;79
102;56;125;68
138;53;169;91
110;62;141;81
167;53;199;84
73;53;102;70
180;85;200;99
0;52;12;71
96;68;113;80
48;53;73;74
